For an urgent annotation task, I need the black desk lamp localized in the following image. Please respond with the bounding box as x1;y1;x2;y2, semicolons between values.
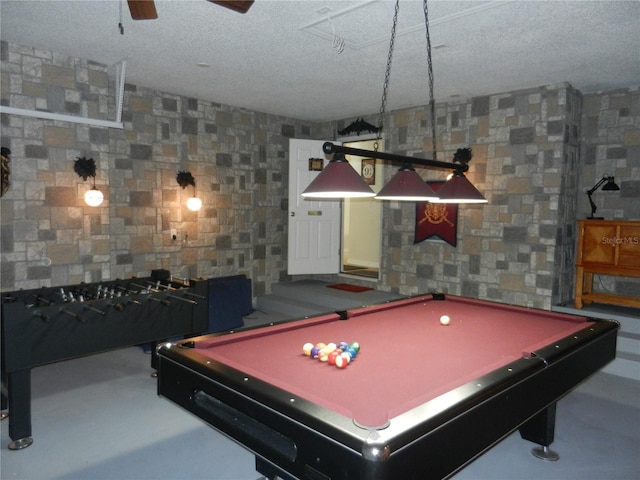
586;175;620;219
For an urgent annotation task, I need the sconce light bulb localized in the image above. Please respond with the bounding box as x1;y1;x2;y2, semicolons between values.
187;196;202;212
84;187;104;207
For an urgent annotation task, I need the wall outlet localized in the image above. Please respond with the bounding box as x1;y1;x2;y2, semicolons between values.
170;229;177;240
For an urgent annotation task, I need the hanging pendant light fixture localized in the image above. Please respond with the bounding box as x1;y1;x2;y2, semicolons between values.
302;0;487;205
301;153;375;198
375;163;439;201
371;0;439;203
432;171;488;203
432;148;487;203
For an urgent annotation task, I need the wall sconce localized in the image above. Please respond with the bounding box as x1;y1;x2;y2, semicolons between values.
176;171;202;212
586;174;620;219
73;156;103;207
1;147;11;197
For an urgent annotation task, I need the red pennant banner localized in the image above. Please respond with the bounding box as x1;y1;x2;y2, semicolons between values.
414;181;458;247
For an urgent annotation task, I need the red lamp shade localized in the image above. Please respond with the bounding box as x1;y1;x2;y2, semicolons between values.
432;173;487;203
375;165;439;201
301;156;375;199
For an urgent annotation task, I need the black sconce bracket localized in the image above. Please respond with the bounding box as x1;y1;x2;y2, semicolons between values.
73;156;96;181
176;171;196;189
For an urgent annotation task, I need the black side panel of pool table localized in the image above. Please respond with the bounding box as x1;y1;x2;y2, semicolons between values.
158;356;378;480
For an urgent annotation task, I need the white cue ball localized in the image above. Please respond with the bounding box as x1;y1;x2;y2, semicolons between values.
440;315;450;326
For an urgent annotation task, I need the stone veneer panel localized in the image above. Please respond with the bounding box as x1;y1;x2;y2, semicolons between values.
317;83;597;310
1;41;316;295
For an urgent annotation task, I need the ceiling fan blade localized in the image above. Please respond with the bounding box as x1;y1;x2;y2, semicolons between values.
208;0;255;14
127;0;158;20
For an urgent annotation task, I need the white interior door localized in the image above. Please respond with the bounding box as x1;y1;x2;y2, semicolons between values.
287;139;341;275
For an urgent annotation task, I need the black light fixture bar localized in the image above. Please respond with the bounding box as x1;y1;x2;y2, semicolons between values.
322;142;468;174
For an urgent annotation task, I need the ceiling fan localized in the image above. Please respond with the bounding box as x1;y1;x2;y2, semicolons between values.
127;0;254;19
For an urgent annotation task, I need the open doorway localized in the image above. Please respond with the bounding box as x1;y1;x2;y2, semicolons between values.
341;138;383;279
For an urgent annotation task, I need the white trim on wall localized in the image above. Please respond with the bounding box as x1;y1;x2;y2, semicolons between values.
1;106;124;129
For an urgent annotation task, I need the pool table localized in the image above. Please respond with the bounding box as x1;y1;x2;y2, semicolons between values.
157;294;618;480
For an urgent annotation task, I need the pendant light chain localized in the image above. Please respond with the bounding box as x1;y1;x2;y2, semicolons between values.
375;0;400;150
305;0;487;202
423;0;437;162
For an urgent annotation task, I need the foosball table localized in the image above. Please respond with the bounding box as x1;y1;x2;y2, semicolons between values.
1;273;208;450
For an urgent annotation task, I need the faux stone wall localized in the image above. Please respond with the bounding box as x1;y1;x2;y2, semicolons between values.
1;41;316;296
2;40;638;309
581;88;640;219
372;84;585;309
553;87;583;306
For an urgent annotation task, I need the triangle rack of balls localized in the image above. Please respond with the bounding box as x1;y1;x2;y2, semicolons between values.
302;341;360;369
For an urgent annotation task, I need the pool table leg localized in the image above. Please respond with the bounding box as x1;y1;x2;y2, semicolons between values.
518;403;559;461
574;266;584;308
1;371;7;419
150;341;160;378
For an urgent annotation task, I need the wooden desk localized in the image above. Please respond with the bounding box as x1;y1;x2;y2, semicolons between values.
575;219;640;308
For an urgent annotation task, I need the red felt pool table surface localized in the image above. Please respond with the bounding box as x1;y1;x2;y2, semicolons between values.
191;295;588;427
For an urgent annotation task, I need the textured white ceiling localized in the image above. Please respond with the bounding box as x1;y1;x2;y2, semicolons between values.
1;0;639;122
